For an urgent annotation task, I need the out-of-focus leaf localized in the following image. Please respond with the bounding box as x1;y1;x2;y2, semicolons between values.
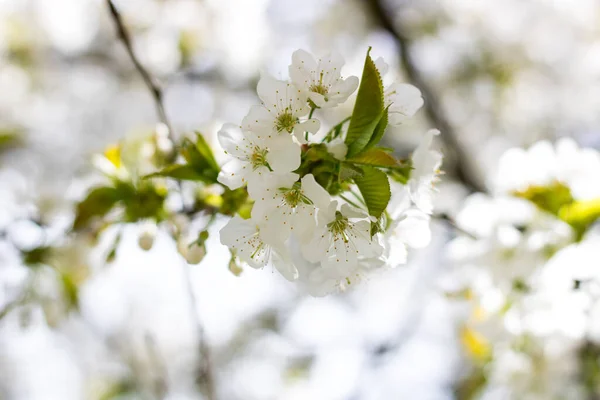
179;136;219;183
513;181;573;216
105;230;122;264
219;187;250;217
144;164;205;181
22;246;52;266
353;166;390;219
122;184;166;222
345;48;385;157
461;326;492;363
194;132;220;172
0;128;23;151
73;187;121;231
60;272;79;311
559;198;600;239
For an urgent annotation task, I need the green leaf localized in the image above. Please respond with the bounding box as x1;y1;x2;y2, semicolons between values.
345;48;385;157
22;246;52;266
73;187;121;231
194;132;220;172
363;106;389;152
179;136;219;183
122;184;166;222
144;164;206;181
513;181;574;216
353;166;391;219
389;165;412;184
346;147;400;168
0;128;23;151
339;164;364;181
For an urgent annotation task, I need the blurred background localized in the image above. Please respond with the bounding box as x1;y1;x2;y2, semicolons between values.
1;0;599;399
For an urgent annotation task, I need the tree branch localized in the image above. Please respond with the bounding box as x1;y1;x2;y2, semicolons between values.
106;3;215;397
106;0;174;140
367;0;488;194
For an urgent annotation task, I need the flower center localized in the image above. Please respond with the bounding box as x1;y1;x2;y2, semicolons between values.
279;183;311;208
250;147;268;169
327;211;350;242
309;83;328;96
275;111;297;133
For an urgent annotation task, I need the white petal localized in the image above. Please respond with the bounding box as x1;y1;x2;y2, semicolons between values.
301;228;331;263
219;216;256;247
299;118;320;133
395;209;431;248
340;203;368;219
217;123;246;157
289;49;317;88
301;174;330;209
328;76;359;104
242;105;275;138
256;74;283;108
374;56;389;76
318;51;344;83
265;135;301;173
386;83;424;126
217;159;247;190
308;92;327;108
271;249;298;281
293;118;321;143
292;205;317;241
245;166;272;197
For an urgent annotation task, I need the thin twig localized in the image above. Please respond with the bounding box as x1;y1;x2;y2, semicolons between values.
106;0;175;141
367;0;488;194
106;2;215;397
433;213;479;240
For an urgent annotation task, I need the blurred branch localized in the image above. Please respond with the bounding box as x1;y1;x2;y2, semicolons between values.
366;0;488;194
106;3;215;397
181;263;216;400
106;0;175;140
433;213;479;240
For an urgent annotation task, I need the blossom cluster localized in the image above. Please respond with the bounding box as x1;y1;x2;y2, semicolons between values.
217;49;441;295
449;139;600;399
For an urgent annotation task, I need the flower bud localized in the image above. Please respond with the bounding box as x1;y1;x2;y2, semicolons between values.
178;238;206;264
138;222;157;251
228;257;243;276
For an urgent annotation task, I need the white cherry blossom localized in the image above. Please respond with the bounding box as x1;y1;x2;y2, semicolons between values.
385;83;424;126
289;49;359;109
290;236;384;297
216;123;300;191
407;129;443;214
219;216;297;281
301;201;383;270
251;173;330;242
373;55;424;125
242;75;320;143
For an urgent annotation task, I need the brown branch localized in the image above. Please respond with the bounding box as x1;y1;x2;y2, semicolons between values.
106;0;174;140
367;0;488;194
106;3;215;397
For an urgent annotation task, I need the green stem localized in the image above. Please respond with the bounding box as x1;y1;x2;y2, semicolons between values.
340;194;364;210
305;107;316;141
349;189;366;206
323;116;351;142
